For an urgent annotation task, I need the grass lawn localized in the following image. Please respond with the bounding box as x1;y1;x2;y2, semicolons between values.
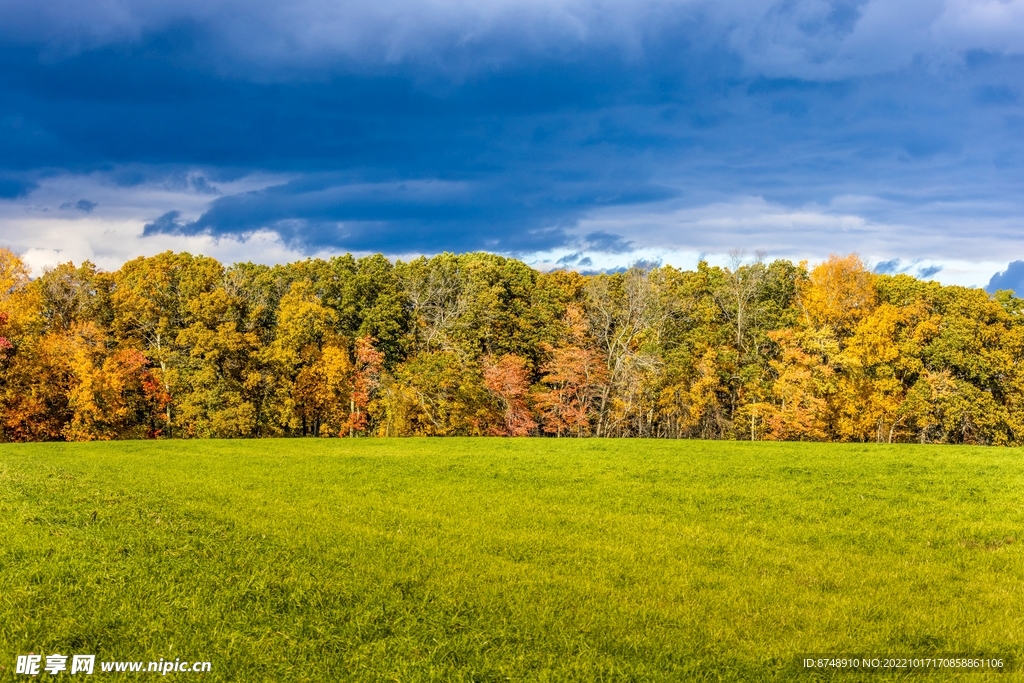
1;439;1022;681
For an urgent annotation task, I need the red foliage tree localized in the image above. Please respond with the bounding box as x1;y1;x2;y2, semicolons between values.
344;336;384;435
0;311;11;354
482;354;537;436
533;344;607;437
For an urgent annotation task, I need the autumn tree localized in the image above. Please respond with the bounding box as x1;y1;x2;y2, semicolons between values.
658;347;725;439
716;250;768;351
61;324;154;441
0;312;11;358
0;249;55;441
585;267;665;437
293;345;352;437
345;336;384;436
36;261;113;332
533;305;608;437
110;252;224;436
262;279;339;435
377;352;494;436
2;247;1024;445
483;354;537;436
757;329;832;441
174;285;263;438
653;262;733;439
400;254;468;354
799;254;876;335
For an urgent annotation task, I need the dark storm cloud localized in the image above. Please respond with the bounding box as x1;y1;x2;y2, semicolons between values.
143;210;187;235
1;0;1024;262
584;231;634;254
873;258;902;274
988;261;1024;295
60;198;97;212
141;169;675;252
0;30;686;255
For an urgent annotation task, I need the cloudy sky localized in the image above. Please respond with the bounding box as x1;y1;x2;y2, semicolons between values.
1;0;1023;289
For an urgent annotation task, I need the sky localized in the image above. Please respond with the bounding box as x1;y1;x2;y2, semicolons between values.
1;0;1023;291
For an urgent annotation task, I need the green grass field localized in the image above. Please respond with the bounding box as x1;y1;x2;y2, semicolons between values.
1;439;1022;681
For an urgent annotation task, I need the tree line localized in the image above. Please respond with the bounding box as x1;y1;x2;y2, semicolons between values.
1;248;1022;444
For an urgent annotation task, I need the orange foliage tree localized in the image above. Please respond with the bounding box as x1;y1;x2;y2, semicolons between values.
482;354;537;436
344;336;384;436
0;311;10;355
533;305;608;437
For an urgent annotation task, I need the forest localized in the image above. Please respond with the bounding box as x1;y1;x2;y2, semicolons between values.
1;248;1022;444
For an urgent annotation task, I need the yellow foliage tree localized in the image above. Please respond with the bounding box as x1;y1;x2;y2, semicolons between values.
759;329;832;441
61;323;151;441
657;348;724;439
293;344;353;436
799;254;876;335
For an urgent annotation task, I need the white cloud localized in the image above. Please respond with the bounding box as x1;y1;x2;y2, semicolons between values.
0;168;306;275
5;215;318;276
934;0;1024;55
531;194;1024;287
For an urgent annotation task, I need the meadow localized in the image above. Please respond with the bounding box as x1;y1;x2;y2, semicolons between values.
1;439;1021;681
